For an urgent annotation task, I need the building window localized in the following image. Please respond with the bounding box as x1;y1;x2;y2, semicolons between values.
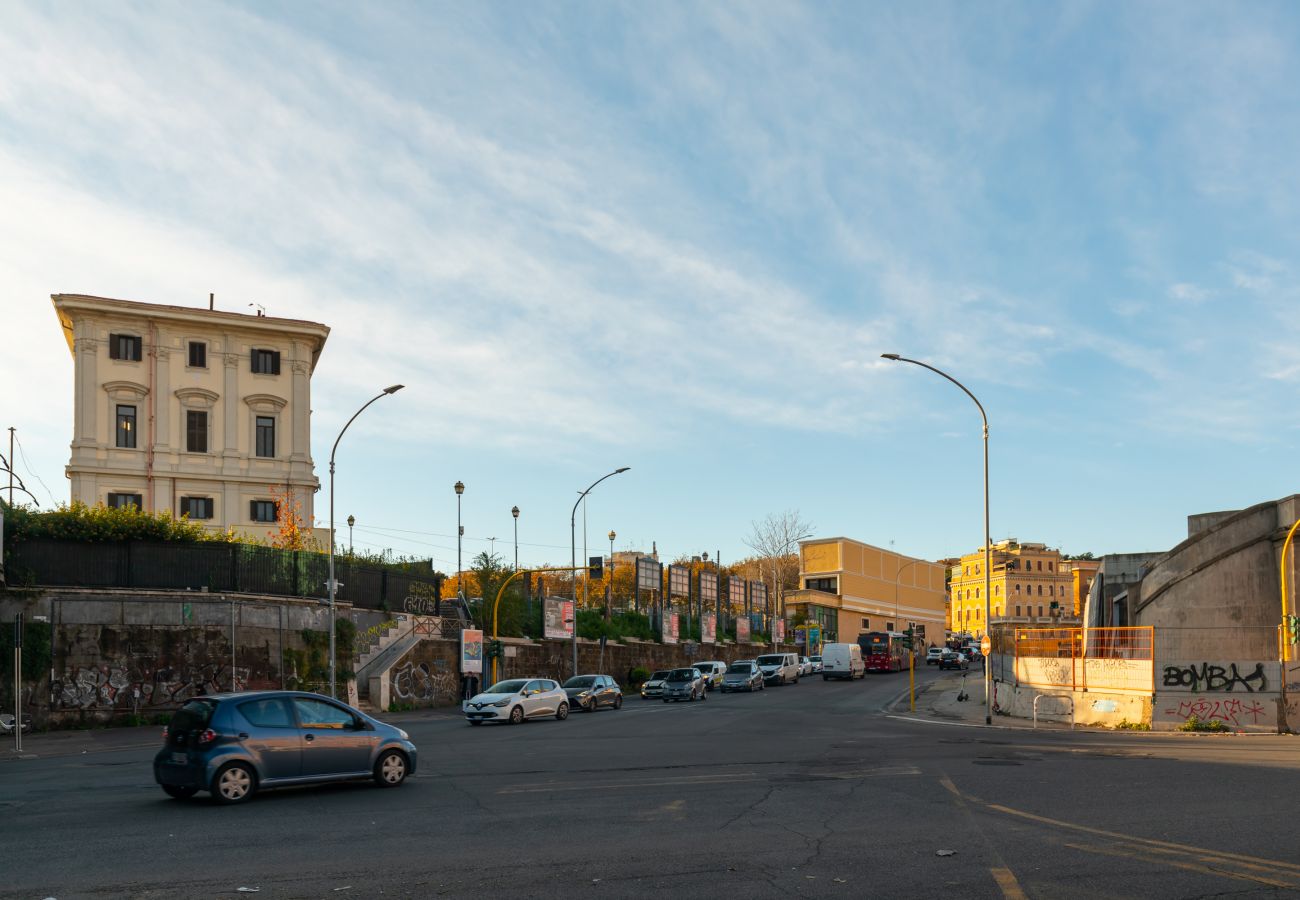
251;500;278;523
1039;605;1044;617
188;341;207;368
995;585;1001;595
180;496;213;519
108;333;142;361
805;577;837;593
1059;586;1065;596
1015;583;1021;594
886;622;894;632
975;564;980;575
107;492;142;509
186;410;208;453
1037;560;1043;571
975;609;981;620
115;404;137;448
1016;605;1021;616
1047;561;1054;572
861;618;870;630
251;348;281;375
975;588;980;598
1038;584;1044;596
255;416;276;457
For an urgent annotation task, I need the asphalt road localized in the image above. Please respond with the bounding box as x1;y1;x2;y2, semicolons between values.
6;668;1300;899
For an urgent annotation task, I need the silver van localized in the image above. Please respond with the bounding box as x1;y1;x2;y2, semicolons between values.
755;652;801;685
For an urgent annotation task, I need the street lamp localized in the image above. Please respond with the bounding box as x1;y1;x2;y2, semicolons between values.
346;515;355;555
571;467;630;677
328;384;404;699
454;481;465;612
882;352;992;725
607;530;617;618
512;506;520;572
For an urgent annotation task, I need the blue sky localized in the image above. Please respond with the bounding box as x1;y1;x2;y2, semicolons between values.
3;1;1300;572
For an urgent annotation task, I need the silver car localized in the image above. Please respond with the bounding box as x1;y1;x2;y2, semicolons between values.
720;660;765;693
662;667;707;702
640;670;671;699
464;678;570;725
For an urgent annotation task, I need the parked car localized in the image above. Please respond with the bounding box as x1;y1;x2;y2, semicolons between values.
756;653;801;686
939;651;969;671
663;667;707;702
640;670;672;699
0;713;33;735
562;675;623;712
693;661;727;691
926;647;944;666
465;678;570;725
807;655;823;674
798;656;814;676
153;691;418;805
821;643;865;680
720;660;765;692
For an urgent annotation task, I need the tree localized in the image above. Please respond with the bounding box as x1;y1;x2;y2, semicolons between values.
269;485;317;551
744;509;815;615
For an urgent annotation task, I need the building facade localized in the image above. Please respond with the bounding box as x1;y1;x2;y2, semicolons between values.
52;294;330;541
947;540;1098;637
784;537;947;645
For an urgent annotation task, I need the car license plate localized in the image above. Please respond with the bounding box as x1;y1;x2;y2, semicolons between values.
170;752;187;764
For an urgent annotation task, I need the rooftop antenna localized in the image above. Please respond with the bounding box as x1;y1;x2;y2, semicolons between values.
209;292;214;311
248;302;266;317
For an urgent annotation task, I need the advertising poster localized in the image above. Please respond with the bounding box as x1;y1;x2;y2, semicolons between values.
460;628;484;674
736;616;751;642
663;612;678;645
774;619;785;643
807;625;822;655
544;597;574;639
702;612;716;644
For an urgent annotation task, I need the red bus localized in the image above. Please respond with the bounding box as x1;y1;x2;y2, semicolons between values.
858;631;906;672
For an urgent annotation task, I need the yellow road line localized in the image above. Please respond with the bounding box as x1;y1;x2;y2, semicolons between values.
1061;841;1298;890
989;867;1028;900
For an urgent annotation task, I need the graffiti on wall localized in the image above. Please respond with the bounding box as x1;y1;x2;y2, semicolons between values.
52;664;250;711
1161;661;1269;692
391;661;458;705
1159;697;1269;728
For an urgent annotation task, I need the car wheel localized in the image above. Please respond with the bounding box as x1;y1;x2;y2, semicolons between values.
556;702;569;721
586;698;597;712
614;695;623;709
374;750;408;788
510;705;525;725
162;784;198;800
211;762;256;805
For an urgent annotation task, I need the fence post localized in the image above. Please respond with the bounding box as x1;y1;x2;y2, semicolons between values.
230;543;239;593
291;550;300;597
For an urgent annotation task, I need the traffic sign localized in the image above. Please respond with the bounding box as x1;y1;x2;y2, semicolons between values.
980;635;991;655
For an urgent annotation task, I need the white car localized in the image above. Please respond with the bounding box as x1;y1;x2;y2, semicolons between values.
693;660;727;691
756;652;801;685
464;678;570;725
799;656;814;676
926;647;944;666
821;643;865;680
807;655;823;673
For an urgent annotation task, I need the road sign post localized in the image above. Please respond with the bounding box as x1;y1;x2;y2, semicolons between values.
13;612;23;753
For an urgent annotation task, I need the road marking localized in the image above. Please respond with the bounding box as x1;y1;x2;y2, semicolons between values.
989;867;1028;900
496;772;762;794
1061;840;1298;890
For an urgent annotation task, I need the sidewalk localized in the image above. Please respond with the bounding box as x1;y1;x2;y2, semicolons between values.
893;666;1080;732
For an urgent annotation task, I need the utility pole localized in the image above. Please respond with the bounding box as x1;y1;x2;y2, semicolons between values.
7;427;13;507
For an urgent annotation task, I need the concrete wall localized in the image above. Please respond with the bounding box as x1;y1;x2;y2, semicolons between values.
993;680;1151;727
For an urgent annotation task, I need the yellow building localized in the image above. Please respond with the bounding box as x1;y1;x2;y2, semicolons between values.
52;294;330;542
948;540;1097;637
784;537;947;646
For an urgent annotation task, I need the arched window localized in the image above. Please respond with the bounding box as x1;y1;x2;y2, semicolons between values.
995;585;1001;596
976;588;980;598
1037;584;1043;596
975;564;981;575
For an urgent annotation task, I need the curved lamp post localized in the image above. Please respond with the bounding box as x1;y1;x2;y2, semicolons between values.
571;467;630;677
328;384;404;699
454;481;465;609
512;506;520;572
882;353;992;725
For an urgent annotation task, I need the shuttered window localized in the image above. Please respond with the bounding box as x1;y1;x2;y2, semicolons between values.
108;334;142;361
251;348;281;375
186;410;208;453
250;500;278;522
180;497;213;519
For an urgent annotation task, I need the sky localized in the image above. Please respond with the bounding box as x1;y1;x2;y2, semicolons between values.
3;1;1300;574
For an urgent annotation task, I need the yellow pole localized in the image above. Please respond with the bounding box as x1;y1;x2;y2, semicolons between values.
1280;519;1300;663
491;566;572;685
909;648;915;711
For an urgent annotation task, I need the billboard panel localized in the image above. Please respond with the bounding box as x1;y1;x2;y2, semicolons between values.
736;616;751;642
728;579;746;611
544;597;574;639
702;612;716;643
460;628;484;674
700;573;718;603
750;580;768;609
636;557;661;592
668;565;690;599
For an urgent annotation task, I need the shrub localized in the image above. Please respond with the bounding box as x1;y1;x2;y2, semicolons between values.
1177;715;1229;733
1115;719;1151;731
628;666;652;687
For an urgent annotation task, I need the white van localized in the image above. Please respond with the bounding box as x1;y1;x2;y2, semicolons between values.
821;643;865;680
755;652;801;685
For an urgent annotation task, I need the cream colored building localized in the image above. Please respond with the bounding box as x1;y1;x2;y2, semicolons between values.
52;294;329;541
784;537;947;646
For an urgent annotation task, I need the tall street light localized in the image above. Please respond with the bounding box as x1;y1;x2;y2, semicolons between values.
328;384;404;700
608;530;617;619
512;506;520;572
571;467;630;677
882;353;992;725
454;481;465;612
346;515;355;555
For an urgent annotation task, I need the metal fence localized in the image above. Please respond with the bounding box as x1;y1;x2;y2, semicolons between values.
5;539;441;611
991;625;1155;694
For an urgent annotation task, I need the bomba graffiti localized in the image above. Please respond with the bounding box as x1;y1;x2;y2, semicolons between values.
1161;662;1267;692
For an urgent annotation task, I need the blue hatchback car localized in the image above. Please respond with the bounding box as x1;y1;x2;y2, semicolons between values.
153;690;418;804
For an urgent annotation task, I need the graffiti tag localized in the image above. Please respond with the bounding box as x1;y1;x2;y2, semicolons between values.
1162;697;1268;727
1161;662;1267;693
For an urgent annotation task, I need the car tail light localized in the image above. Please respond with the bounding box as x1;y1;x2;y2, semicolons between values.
161;726;169;744
197;728;217;746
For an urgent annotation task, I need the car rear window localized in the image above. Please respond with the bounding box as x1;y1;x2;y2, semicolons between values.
170;699;216;732
727;663;752;673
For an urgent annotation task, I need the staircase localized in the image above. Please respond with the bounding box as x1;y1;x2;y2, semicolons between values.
355;615;410;674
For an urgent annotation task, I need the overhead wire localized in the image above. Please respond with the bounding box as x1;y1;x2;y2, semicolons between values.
13;433;57;506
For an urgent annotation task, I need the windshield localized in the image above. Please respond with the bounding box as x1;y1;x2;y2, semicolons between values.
649;671;670;680
667;669;697;681
564;677;596;688
756;655;784;666
727;663;753;674
486;680;528;694
810;657;821;662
